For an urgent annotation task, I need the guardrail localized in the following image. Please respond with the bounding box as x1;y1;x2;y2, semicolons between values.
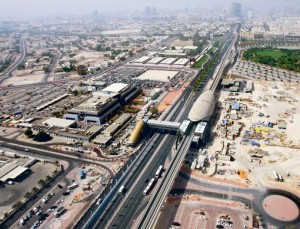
82;133;160;229
137;135;193;229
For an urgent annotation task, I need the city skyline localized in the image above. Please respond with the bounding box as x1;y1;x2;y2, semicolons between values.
0;0;299;20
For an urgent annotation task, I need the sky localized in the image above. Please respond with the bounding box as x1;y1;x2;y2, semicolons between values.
0;0;298;19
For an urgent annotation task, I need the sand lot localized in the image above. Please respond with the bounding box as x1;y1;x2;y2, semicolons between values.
136;70;178;82
199;80;300;190
2;72;45;86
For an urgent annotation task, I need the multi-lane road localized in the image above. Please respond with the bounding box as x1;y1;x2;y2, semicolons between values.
0;38;27;82
73;27;238;229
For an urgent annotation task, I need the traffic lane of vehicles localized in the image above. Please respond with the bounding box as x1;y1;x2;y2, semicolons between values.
17;185;69;228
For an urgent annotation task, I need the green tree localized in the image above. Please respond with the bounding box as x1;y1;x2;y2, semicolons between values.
24;128;33;137
38;179;46;187
46;175;52;181
42;65;50;73
77;65;87;75
12;201;22;209
32;187;39;193
24;191;33;199
33;131;51;142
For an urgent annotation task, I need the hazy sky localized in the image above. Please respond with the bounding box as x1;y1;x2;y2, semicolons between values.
0;0;298;19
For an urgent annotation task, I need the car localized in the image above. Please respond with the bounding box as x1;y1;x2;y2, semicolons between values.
172;222;181;226
56;199;63;204
27;212;33;218
7;181;14;185
50;191;55;196
96;198;102;205
36;210;43;216
57;184;63;189
24;148;30;152
42;198;48;203
63;191;70;196
47;208;54;213
50;205;57;210
216;225;224;229
20;219;25;225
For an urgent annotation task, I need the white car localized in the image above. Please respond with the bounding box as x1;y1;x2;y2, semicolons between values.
96;198;102;205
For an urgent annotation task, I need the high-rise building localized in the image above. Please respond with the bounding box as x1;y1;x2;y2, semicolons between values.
91;10;98;22
231;2;242;17
151;7;157;15
144;7;151;16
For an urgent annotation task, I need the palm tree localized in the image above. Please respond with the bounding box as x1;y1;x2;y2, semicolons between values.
24;191;33;199
38;179;46;187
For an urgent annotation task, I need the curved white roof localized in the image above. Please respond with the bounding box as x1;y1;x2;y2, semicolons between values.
188;90;216;122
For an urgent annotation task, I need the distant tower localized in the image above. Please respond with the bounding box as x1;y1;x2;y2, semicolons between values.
152;7;157;15
231;2;242;17
92;10;98;22
144;7;151;16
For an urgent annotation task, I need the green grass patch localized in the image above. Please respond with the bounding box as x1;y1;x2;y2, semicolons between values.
255;50;286;59
243;48;300;73
194;55;209;69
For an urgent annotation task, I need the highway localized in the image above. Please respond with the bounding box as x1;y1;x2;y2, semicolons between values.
0;38;27;82
75;27;238;229
138;27;239;229
0;136;114;176
73;67;199;229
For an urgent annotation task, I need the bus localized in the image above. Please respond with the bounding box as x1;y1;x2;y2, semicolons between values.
68;182;79;190
272;171;279;181
118;185;125;194
155;165;163;179
54;207;65;218
143;178;156;196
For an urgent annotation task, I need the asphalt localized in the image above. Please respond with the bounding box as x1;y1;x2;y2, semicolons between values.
0;136;114;176
0;158;75;229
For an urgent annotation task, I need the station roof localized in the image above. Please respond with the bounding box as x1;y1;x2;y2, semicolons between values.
0;162;18;179
0;166;28;182
188;90;216;122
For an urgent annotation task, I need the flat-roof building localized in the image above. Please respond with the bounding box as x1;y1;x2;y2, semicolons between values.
102;113;131;137
133;56;151;64
46;125;103;142
161;58;177;65
173;58;189;66
0;166;28;182
147;57;164;64
43;117;76;128
64;83;140;124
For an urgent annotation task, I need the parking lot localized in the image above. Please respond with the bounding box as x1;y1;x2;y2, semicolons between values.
156;197;249;229
11;164;110;229
0;156;56;219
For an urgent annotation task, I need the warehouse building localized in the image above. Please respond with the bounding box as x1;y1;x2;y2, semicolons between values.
64;83;140;124
47;125;103;142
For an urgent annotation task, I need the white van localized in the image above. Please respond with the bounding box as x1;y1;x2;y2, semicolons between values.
118;185;125;194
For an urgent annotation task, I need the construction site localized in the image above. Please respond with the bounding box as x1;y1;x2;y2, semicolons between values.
187;80;300;191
